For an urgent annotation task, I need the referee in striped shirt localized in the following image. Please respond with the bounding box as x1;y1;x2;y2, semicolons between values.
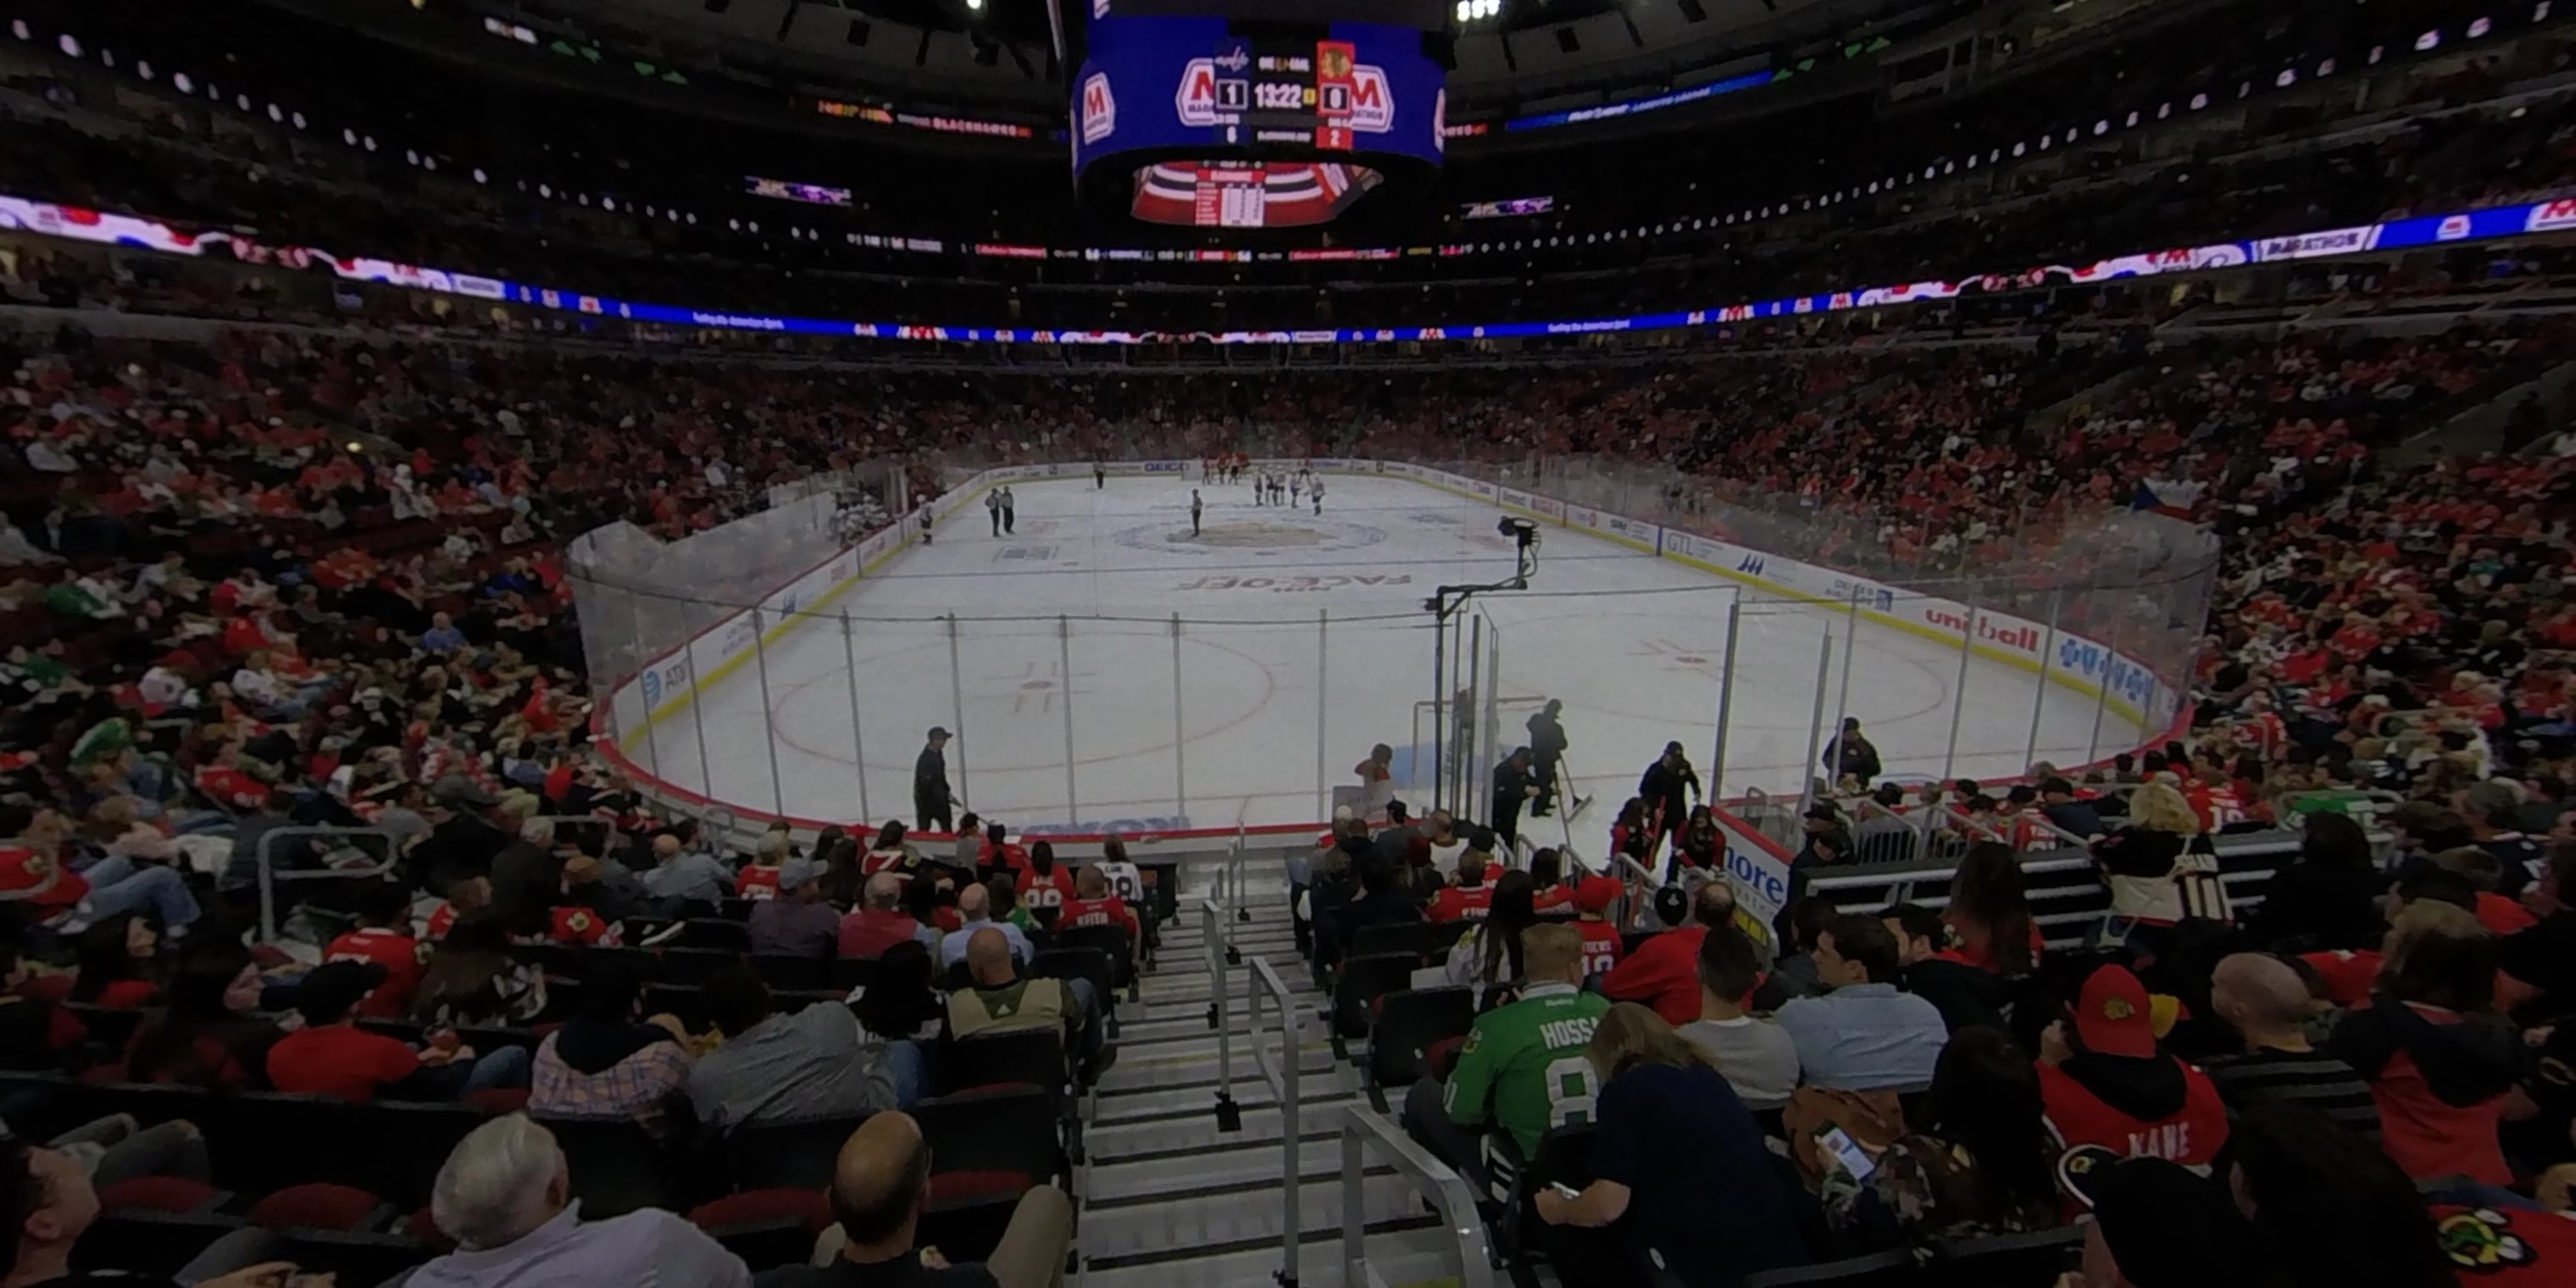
2204;952;2384;1143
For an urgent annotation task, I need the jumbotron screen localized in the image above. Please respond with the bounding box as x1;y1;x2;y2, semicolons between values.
1072;13;1444;226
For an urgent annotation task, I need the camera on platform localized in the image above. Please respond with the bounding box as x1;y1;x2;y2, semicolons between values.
1498;517;1539;548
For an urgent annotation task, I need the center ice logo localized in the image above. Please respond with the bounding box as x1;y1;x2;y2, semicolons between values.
1115;519;1388;557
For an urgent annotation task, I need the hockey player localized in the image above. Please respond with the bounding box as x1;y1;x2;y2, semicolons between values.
1310;476;1324;515
1252;474;1266;506
1191;488;1204;536
1290;473;1305;504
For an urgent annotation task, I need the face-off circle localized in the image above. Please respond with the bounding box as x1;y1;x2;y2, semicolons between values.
1115;519;1388;556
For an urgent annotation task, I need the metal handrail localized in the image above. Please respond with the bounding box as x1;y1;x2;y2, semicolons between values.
257;826;399;943
1613;853;1661;930
1247;955;1302;1287
1340;1106;1496;1288
1202;897;1246;1132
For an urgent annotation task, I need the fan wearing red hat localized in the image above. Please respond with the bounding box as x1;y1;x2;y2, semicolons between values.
2037;965;2229;1208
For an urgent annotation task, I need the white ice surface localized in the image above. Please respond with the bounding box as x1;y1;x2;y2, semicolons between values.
627;475;2143;834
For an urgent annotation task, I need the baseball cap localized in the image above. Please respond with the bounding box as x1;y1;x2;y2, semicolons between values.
776;857;821;891
294;960;387;1025
1572;875;1620;913
2074;963;2157;1059
926;726;951;740
2082;1158;2256;1285
431;775;499;808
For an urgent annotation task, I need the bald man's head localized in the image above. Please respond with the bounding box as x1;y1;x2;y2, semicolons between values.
863;872;901;910
966;927;1014;985
2212;952;2318;1034
958;882;991;922
828;1113;930;1253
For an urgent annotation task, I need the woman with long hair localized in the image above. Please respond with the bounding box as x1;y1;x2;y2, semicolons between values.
1821;1026;2058;1246
1446;870;1537;999
2227;1099;2460;1288
1944;841;2037;974
1535;1003;1807;1286
2090;780;2229;951
863;819;922;880
1610;798;1649;863
819;832;868;909
125;941;280;1090
411;911;548;1026
69;913;162;1009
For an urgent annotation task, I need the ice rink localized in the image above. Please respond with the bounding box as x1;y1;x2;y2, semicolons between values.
629;474;2143;835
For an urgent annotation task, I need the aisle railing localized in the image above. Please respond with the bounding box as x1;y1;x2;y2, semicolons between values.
1338;1107;1495;1288
254;826;398;943
1246;955;1305;1288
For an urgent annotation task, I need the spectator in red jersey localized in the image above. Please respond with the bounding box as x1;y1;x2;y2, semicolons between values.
0;804;202;936
1447;870;1539;1001
2328;902;2518;1185
2036;965;2230;1200
1569;876;1624;977
978;820;1030;880
1059;864;1141;947
1428;850;1495;925
125;941;281;1091
840;872;939;959
549;857;625;947
860;819;923;882
1671;807;1720;874
66;914;160;1011
267;960;532;1103
1017;840;1074;917
323;880;430;1019
422;871;491;941
734;830;791;902
1604;881;1733;1026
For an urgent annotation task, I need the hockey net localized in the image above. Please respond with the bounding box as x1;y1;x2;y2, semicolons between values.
1405;695;1552;794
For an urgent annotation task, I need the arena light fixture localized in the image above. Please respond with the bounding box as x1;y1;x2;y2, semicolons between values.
136;59;152;80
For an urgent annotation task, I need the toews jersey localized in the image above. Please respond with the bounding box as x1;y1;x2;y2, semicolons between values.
1445;983;1611;1160
1429;886;1495;924
1574;920;1624;978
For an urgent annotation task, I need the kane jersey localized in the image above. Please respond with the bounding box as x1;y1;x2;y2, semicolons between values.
1443;982;1610;1159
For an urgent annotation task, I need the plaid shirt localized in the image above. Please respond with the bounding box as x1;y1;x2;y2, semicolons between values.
530;1030;694;1135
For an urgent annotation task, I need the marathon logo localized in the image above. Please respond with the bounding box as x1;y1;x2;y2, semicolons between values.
1080;73;1116;145
2254;225;2380;261
2527;198;2576;233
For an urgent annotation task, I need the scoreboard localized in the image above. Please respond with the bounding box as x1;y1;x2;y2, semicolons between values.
1072;14;1445;228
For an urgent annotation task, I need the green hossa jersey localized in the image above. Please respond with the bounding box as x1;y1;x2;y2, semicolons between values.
1443;985;1611;1159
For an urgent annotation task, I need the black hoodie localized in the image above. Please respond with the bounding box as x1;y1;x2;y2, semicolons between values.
2329;993;2520;1108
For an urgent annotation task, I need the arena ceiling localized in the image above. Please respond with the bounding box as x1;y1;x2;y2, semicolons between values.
482;0;1974;114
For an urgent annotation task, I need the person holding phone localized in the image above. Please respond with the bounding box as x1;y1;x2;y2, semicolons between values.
1534;1003;1807;1286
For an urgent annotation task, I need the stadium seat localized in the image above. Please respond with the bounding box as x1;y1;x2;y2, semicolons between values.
680;919;753;952
941;1029;1080;1164
915;1085;1068;1187
538;1115;675;1218
1924;1226;2082;1286
1363;986;1474;1110
1330;952;1419;1041
751;952;833;991
247;1182;391;1233
1027;947;1118;1038
1051;924;1136;994
271;1228;437;1284
1486;1124;1595;1269
656;946;741;986
691;1189;833;1271
722;1113;876;1192
71;1209;253;1279
1349;921;1433;963
829;957;881;991
1743;1249;1924;1287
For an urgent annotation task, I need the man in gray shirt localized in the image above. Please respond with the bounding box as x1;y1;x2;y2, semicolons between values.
748;858;840;958
1678;920;1802;1111
639;831;732;909
938;881;1031;969
686;967;894;1130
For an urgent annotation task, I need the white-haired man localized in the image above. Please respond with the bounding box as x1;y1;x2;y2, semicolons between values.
399;1113;749;1286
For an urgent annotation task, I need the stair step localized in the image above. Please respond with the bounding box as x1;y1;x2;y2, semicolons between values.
1086;1135;1394;1206
1081;1225;1460;1288
1093;1048;1344;1100
1083;1099;1367;1157
1077;1170;1437;1266
1091;1084;1362;1130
